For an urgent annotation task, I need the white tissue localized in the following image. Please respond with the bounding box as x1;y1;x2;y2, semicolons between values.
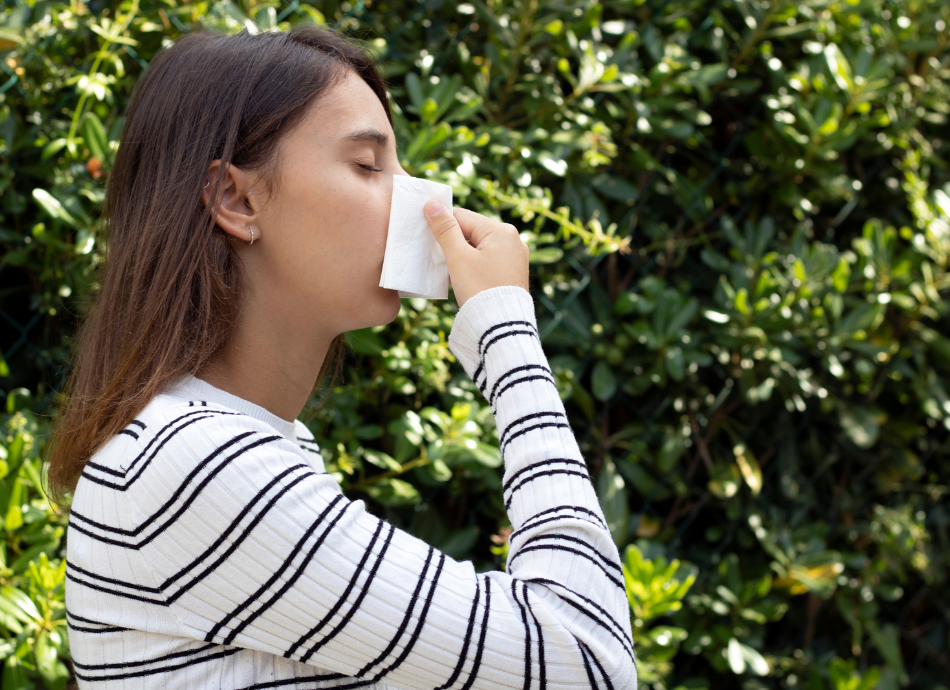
379;175;453;299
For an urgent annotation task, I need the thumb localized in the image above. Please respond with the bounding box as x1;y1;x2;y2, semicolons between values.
424;200;468;258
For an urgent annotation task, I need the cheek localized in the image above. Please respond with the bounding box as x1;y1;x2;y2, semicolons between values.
322;179;391;274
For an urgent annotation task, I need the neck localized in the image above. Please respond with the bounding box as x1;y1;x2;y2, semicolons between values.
195;281;337;424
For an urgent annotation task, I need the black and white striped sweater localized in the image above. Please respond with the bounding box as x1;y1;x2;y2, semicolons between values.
64;284;638;689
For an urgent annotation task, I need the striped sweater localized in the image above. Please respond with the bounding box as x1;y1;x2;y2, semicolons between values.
64;284;638;689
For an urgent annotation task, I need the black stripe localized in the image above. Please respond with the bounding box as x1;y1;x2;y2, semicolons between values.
162;468;314;590
284;516;386;657
434;575;481;690
473;327;539;386
459;575;491;690
72;642;218;670
369;550;446;682
537;586;634;662
72;648;240;682
475;319;537;362
577;639;599;689
522;581;546;690
579;638;616;690
100;409;241;478
66;609;127;627
69;435;283;548
239;676;377;690
498;414;567;456
488;363;554;403
512;579;532;690
501;421;571;459
66;560;162;593
65;570;167;606
130;419;146;429
513;544;624;590
67;621;129;634
504;469;591;509
492;374;559;409
238;674;348;690
298;522;397;663
118;429;139;440
207;494;347;643
166;472;318;603
502;456;585;492
525;577;633;648
81;410;245;489
509;505;609;544
71;436;288;537
510;533;622;574
356;545;435;677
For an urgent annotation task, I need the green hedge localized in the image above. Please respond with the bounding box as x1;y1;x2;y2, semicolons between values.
1;0;948;688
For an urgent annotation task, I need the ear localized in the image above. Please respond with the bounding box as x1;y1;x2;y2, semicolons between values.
201;160;261;245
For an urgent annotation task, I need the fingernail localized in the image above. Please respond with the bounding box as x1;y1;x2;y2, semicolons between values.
425;200;444;217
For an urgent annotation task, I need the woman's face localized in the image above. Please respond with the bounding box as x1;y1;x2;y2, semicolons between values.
248;68;407;335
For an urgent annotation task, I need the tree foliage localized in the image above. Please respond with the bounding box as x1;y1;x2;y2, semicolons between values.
0;0;948;688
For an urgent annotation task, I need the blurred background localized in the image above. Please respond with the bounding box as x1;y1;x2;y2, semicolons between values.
0;0;948;688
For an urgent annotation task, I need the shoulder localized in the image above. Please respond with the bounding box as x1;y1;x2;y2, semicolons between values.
78;394;316;496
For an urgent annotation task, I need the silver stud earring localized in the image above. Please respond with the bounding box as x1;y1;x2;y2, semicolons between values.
246;228;255;246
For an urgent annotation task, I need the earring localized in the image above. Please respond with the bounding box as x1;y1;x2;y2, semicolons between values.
246;228;255;246
202;180;210;189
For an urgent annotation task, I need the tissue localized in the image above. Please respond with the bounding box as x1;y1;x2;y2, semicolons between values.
379;175;453;299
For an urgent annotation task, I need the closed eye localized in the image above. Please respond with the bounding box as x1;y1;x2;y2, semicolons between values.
356;163;383;173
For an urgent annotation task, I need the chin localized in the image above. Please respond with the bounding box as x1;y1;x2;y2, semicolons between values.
382;289;402;323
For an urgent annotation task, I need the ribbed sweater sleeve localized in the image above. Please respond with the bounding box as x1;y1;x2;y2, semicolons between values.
71;285;636;689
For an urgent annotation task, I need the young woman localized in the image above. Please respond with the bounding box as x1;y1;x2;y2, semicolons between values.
46;25;637;690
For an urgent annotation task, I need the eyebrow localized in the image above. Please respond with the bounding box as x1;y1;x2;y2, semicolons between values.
341;127;398;151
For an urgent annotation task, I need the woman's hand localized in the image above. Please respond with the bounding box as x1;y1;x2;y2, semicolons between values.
424;200;530;309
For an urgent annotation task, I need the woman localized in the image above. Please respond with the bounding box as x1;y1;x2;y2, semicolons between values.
46;25;637;690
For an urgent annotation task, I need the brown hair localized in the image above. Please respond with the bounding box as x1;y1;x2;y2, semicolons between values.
45;25;392;504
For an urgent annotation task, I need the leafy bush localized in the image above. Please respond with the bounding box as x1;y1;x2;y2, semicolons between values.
1;0;948;688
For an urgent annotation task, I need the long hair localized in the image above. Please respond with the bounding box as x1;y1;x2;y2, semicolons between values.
45;25;392;504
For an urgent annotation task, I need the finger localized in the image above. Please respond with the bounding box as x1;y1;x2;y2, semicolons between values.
424;200;472;259
453;207;502;247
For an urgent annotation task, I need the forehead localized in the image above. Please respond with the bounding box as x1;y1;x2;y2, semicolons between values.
303;69;391;138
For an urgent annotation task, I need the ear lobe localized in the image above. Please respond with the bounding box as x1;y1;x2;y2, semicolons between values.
202;160;259;245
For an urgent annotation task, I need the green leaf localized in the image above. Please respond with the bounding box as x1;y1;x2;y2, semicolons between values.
81;112;109;162
363;478;421;507
405;72;424;110
438;525;479;558
665;346;685;381
666;298;698;336
839;406;881;448
0;585;40;623
832;258;851;292
677;62;728;87
2;655;29;690
529;247;563;264
32;189;79;227
869;624;907;683
591;361;617;401
734;288;750;315
597;457;628;547
363;450;402;472
40;138;68;161
733;443;762;495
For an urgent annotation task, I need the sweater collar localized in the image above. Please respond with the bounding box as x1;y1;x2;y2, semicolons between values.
168;374;299;442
